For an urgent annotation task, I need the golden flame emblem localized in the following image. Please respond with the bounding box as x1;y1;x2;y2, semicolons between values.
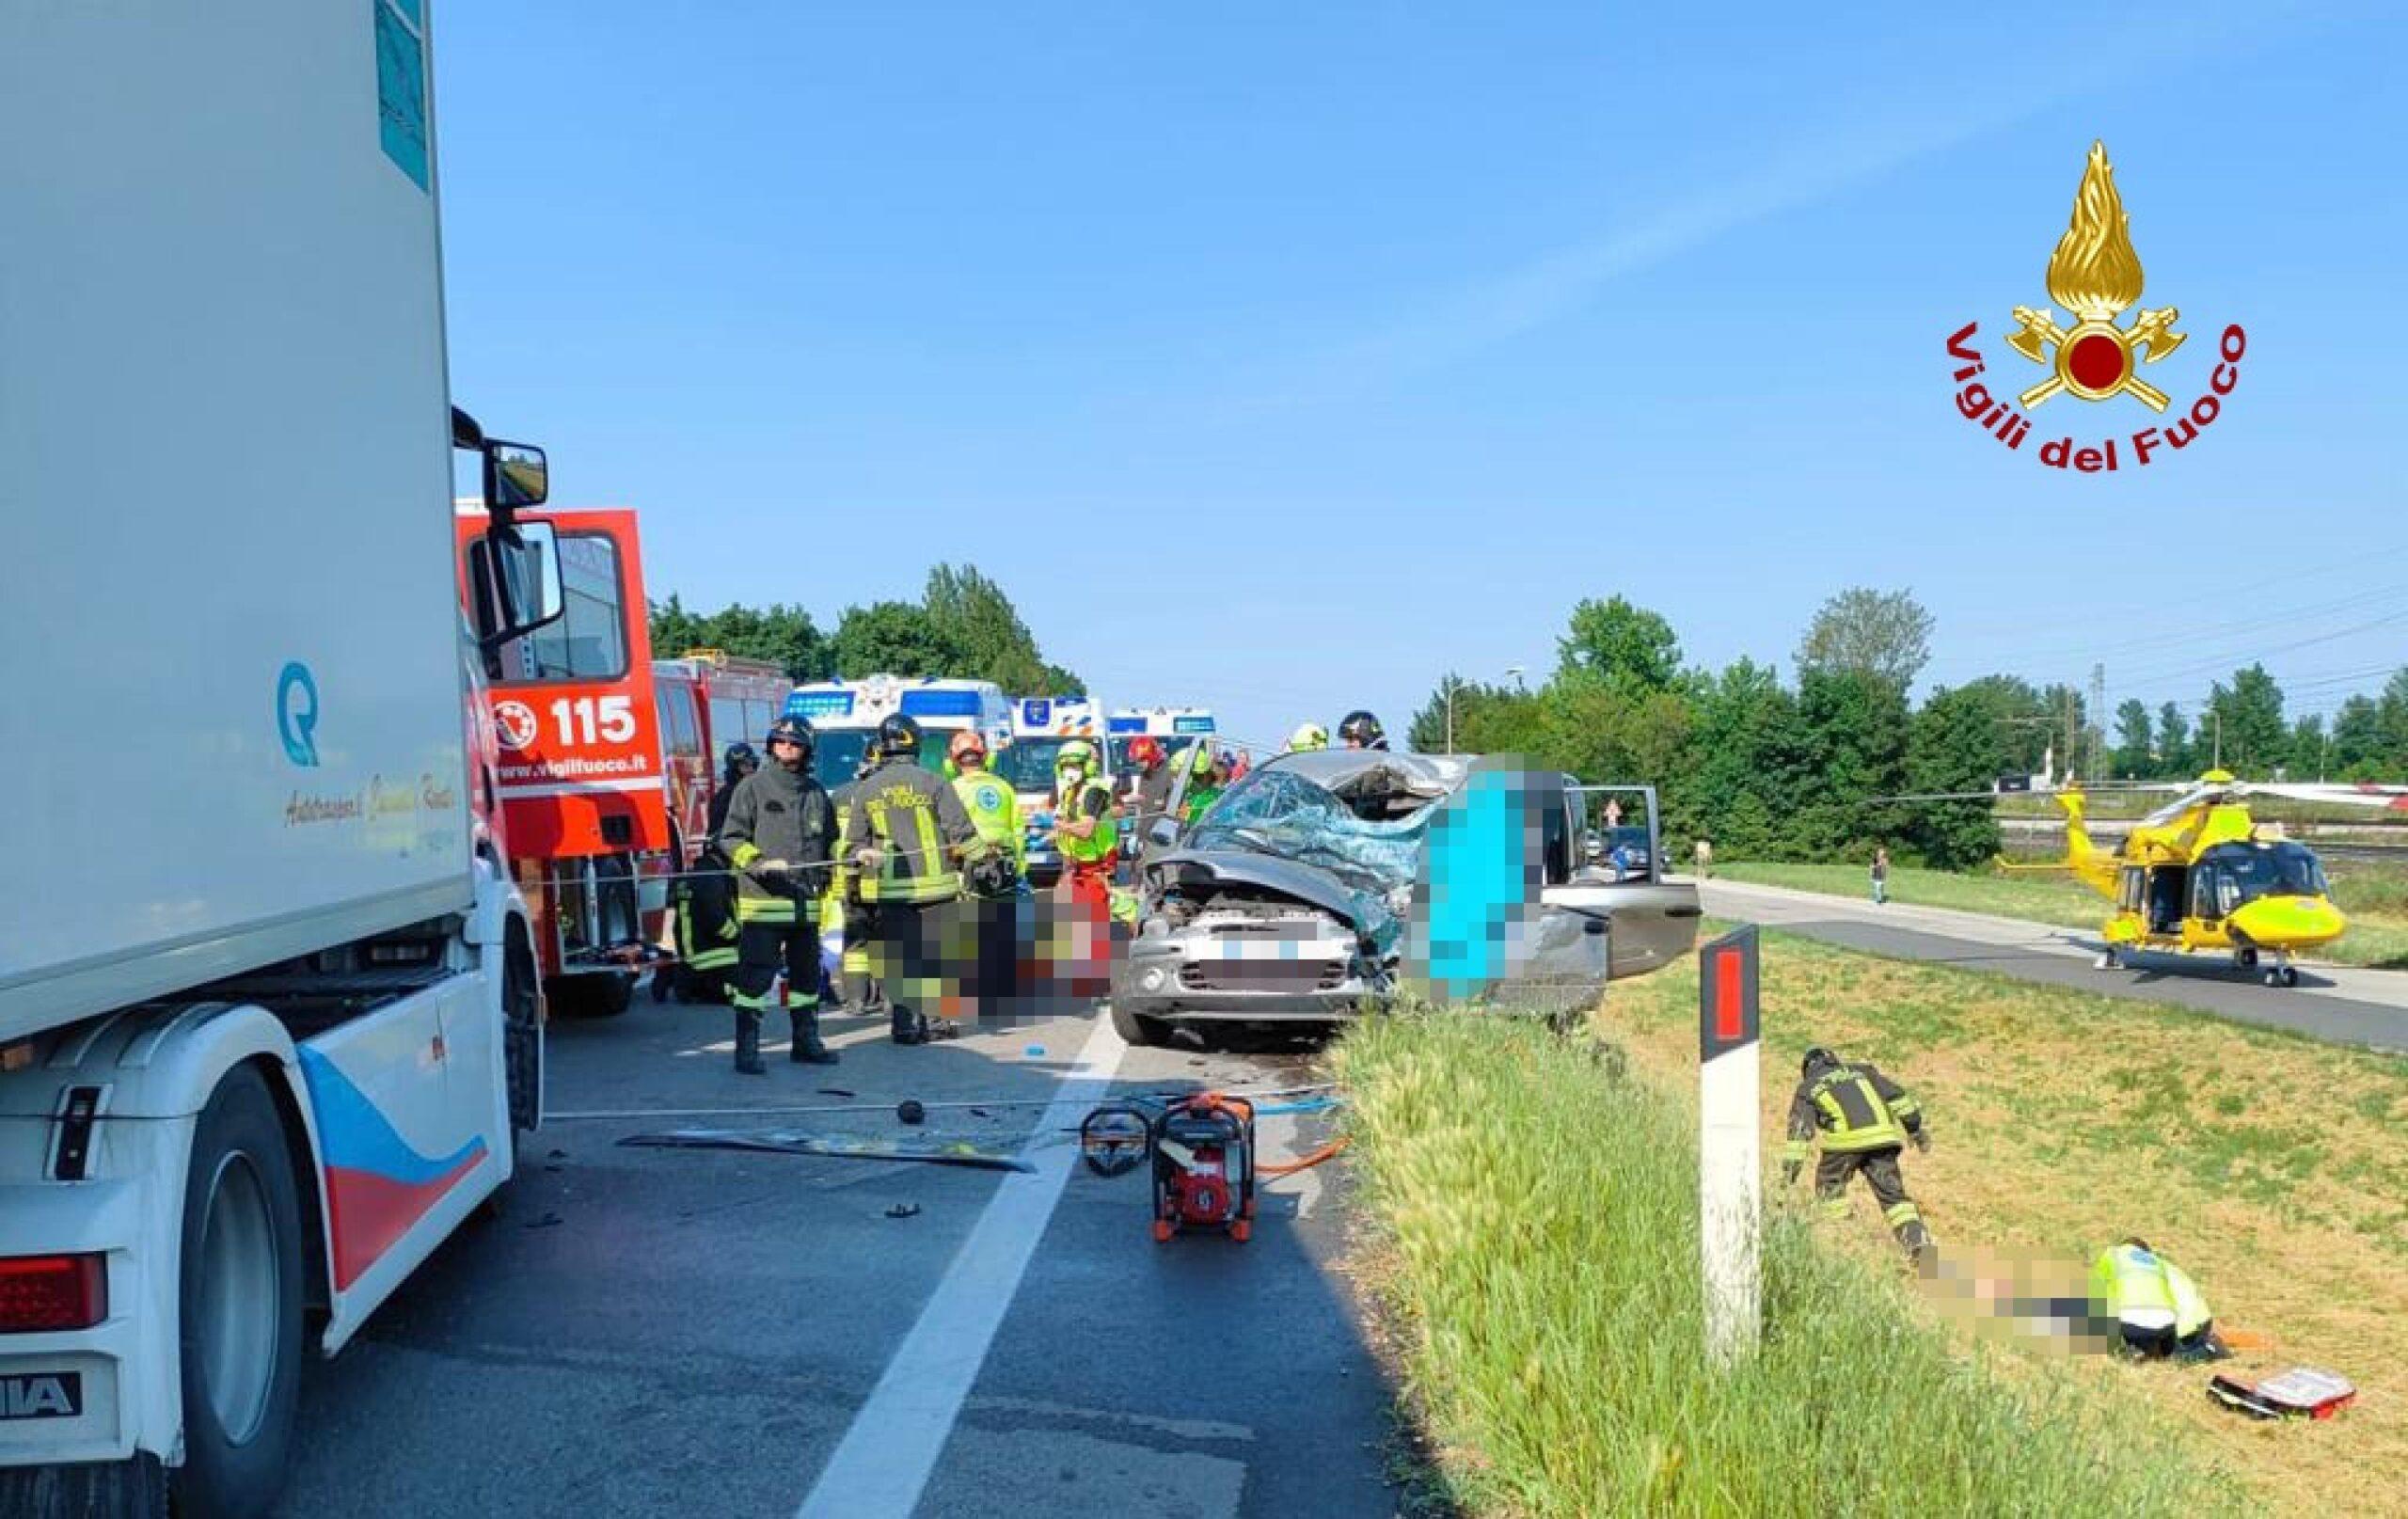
2006;142;2185;411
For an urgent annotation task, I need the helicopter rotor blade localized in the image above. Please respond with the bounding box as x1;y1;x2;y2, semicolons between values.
2236;781;2408;812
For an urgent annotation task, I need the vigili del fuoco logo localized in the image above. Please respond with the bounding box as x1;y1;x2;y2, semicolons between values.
1945;141;2245;473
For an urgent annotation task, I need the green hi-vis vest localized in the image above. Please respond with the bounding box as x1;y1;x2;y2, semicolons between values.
2090;1246;2212;1337
1057;772;1119;864
953;768;1025;871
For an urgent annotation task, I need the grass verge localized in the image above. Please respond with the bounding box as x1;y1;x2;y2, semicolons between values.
1336;1011;2226;1518
1607;926;2408;1515
1713;859;2408;968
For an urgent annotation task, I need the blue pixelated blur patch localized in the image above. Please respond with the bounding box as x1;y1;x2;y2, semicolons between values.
1406;759;1554;1001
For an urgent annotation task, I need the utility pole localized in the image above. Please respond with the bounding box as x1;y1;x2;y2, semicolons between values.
2060;687;2078;789
1444;676;1457;755
2088;663;2106;784
2212;709;2223;769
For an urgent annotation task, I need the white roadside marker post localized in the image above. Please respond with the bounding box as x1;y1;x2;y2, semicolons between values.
1699;925;1762;1367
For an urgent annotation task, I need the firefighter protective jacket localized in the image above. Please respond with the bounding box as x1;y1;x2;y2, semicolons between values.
1782;1060;1925;1162
715;760;837;923
843;758;978;904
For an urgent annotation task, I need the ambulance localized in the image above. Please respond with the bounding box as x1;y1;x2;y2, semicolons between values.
1108;706;1219;773
784;675;1011;789
1002;697;1114;886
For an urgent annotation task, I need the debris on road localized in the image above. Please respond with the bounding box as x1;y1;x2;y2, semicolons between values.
523;1211;564;1230
620;1128;1034;1173
897;1099;927;1125
884;1202;922;1220
817;1088;856;1099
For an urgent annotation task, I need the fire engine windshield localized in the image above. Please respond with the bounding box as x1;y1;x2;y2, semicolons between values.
474;531;628;683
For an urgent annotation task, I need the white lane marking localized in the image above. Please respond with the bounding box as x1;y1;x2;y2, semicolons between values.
797;1014;1129;1519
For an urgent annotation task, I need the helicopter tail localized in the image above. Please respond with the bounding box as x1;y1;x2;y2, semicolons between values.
1999;788;2117;895
2053;787;2121;899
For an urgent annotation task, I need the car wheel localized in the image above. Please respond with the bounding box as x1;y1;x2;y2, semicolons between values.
1109;1001;1164;1047
174;1066;305;1519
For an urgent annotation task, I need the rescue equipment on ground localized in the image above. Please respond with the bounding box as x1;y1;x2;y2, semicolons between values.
2206;1367;2356;1421
1150;1093;1257;1242
619;1128;1031;1172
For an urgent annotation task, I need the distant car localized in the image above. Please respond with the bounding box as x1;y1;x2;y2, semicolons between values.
1606;826;1653;882
1111;752;1701;1045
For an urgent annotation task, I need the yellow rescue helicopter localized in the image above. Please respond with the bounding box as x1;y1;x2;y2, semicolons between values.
2023;770;2406;986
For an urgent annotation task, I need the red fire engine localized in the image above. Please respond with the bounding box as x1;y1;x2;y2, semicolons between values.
455;506;672;1016
653;649;796;866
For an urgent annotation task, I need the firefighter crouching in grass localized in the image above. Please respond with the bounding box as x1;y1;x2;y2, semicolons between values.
846;714;990;1046
1782;1046;1935;1263
715;718;839;1074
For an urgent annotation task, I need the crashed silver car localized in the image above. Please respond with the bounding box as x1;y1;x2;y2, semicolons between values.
1110;750;1700;1045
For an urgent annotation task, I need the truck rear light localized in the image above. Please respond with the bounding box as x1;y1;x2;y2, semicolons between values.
0;1254;108;1333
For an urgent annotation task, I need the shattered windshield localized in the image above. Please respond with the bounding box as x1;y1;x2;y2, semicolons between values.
1183;769;1434;894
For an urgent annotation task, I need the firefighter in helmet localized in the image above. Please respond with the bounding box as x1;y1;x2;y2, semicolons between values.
842;713;985;1045
1339;710;1387;751
1286;721;1328;753
714;717;839;1073
1782;1046;1934;1261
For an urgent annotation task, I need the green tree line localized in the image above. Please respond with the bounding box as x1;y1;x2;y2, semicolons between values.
1409;590;2408;870
648;562;1082;692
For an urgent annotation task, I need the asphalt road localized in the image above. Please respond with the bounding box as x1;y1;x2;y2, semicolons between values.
1702;879;2408;1054
275;990;1401;1519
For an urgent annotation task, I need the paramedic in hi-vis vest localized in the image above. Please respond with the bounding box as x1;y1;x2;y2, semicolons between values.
844;714;986;1046
1782;1046;1935;1262
1049;739;1118;912
714;718;839;1074
2090;1238;2217;1358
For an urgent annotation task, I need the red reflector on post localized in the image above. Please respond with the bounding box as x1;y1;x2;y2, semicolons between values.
0;1254;108;1333
1713;949;1745;1043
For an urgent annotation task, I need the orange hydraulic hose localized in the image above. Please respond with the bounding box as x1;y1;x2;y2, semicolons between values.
1257;1135;1350;1177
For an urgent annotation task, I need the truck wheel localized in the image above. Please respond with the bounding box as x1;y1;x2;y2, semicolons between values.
1109;1002;1164;1047
173;1066;304;1519
504;920;543;1131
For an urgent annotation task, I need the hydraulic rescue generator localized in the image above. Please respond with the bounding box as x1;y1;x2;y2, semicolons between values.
1081;1092;1258;1243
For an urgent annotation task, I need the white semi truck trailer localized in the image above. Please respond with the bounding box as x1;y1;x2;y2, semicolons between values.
1;5;562;1513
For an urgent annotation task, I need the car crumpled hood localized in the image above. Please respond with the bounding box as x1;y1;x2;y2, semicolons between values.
1144;848;1398;948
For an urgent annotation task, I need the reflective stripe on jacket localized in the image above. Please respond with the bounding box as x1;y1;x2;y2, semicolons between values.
1056;772;1119;864
2090;1245;2212;1337
845;760;975;904
1783;1061;1923;1159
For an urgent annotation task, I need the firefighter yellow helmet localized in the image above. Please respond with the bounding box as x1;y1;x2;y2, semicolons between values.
1288;722;1328;752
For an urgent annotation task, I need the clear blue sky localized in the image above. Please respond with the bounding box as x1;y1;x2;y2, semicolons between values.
434;0;2406;754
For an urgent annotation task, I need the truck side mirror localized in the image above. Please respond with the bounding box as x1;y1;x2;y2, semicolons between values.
484;439;548;511
483;520;564;646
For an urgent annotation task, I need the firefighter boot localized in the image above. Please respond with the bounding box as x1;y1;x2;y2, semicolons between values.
791;1005;838;1065
734;1007;768;1075
890;1004;924;1046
